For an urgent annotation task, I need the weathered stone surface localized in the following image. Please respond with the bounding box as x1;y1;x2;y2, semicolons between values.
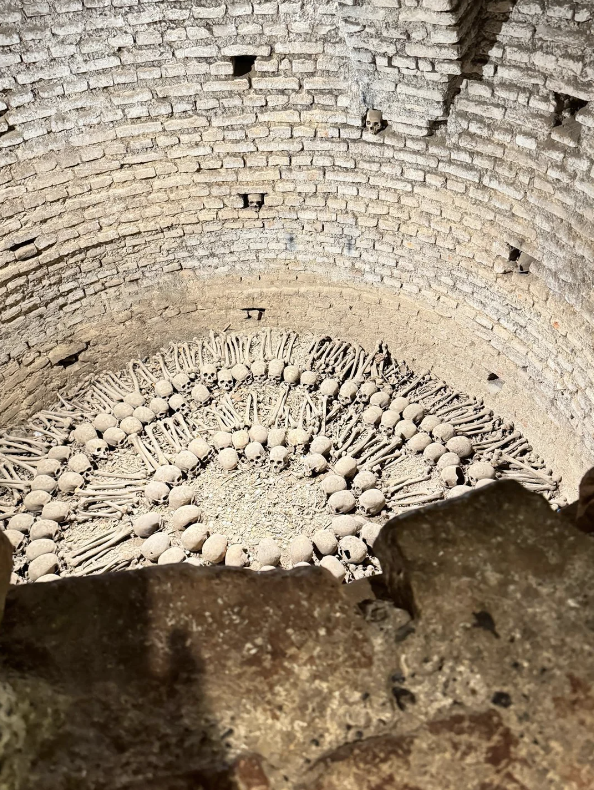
0;566;394;789
372;480;594;790
47;342;88;367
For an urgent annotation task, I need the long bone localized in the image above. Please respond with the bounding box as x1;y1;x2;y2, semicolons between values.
76;556;132;577
92;470;147;481
335;414;360;452
159;419;184;452
395;372;430;398
459;422;496;437
450;408;493;426
0;452;37;475
273;331;288;362
171;410;194;441
434;398;478;418
495;452;554;483
357;437;393;464
386;472;432;495
320;395;329;436
210;406;237;431
128;434;160;472
284;332;297;363
360;440;403;469
69;528;118;556
68;525;134;567
143;424;171;466
221;395;246;428
474;431;522;451
269;387;289;427
335;349;358;380
391;492;444;507
499;472;556;490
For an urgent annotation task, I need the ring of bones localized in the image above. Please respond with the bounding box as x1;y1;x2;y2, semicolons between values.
0;329;562;586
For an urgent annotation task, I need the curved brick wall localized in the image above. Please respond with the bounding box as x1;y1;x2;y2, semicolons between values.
1;0;594;493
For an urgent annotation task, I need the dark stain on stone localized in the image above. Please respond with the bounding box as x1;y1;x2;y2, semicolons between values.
392;686;416;712
491;691;512;708
473;610;500;638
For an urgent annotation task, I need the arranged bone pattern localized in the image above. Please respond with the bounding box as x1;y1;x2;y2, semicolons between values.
0;329;563;585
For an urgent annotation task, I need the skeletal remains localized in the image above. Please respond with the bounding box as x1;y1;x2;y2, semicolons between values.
0;330;563;586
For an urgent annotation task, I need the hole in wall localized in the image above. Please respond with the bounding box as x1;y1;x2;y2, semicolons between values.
508;246;521;262
240;193;265;209
553;92;588;126
232;55;257;77
8;236;36;252
59;352;82;369
241;307;265;321
487;372;504;394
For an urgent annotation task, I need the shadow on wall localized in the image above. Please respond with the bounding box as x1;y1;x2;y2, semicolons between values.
0;567;230;788
443;0;520;123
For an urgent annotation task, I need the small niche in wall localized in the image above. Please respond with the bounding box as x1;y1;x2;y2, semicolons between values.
553;92;588;126
240;193;265;209
487;373;504;394
507;246;534;275
233;55;257;77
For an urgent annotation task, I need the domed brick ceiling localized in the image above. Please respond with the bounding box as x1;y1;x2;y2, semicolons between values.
1;0;594;559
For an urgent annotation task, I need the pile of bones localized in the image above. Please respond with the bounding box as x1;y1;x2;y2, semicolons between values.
0;329;563;585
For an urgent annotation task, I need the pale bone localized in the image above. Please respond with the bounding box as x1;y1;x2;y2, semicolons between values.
67;526;133;568
128;434;161;472
269;445;291;473
386;472;431;495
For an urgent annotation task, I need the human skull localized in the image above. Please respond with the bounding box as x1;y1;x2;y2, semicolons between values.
232;430;250;452
36;457;63;477
145;480;170;505
247;193;264;209
245;441;266;466
72;422;97;445
57;471;84;494
352;470;377;497
269;445;291;473
365;108;383;135
370;391;390;409
188;438;212;463
303;453;328;477
466;461;496;485
287;427;311;455
310;435;333;457
200;364;218;387
300;370;318;390
249;424;268;444
149;397;170;418
268;358;285;383
93;413;118;434
218;448;239;471
319;378;339;399
356;381;378;405
379;410;399;437
171;372;191;393
251;360;268;384
338;535;367;564
283;365;301;386
358;488;386;517
217;368;234;392
169;393;188;415
213;431;233;450
154;379;174;398
85;438;109;461
267;428;286;448
328;490;356;515
338;380;358;406
362;406;383;426
231;363;251;384
153;465;184;484
102;427;127;448
191;383;212;406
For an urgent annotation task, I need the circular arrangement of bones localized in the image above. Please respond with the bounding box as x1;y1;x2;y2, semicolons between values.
0;329;564;585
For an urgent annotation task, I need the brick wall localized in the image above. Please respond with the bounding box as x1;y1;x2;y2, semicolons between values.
0;0;593;490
